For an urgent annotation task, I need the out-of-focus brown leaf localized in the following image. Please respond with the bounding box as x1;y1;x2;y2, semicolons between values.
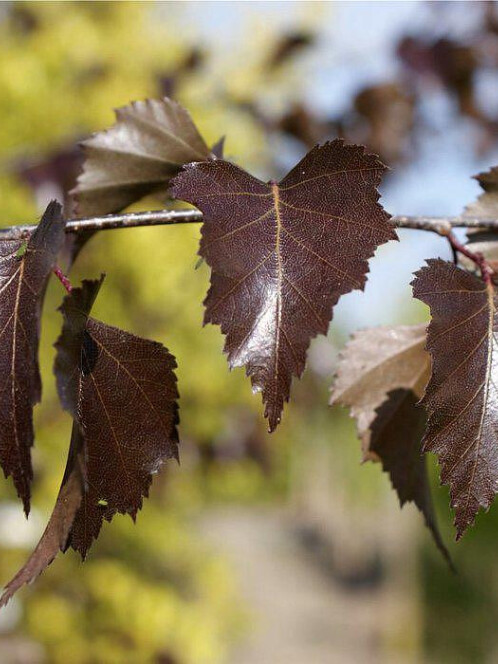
278;103;329;148
413;258;498;539
158;47;205;98
15;146;83;205
370;389;452;567
398;36;477;99
397;36;486;127
432;38;479;118
0;277;180;604
330;324;429;458
352;83;415;165
172;140;395;430
0;201;65;514
8;4;39;35
55;279;179;556
267;31;315;69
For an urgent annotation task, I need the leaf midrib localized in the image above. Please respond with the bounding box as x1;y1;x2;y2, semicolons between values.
271;183;283;421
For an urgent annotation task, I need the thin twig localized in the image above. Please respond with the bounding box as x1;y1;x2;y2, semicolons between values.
0;209;498;241
445;231;494;285
0;209;203;241
52;266;72;293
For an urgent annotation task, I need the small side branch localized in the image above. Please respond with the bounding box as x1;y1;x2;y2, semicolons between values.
445;232;494;285
52;266;72;293
0;209;498;241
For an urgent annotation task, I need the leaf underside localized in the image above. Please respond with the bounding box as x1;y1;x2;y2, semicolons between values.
413;258;498;539
330;323;429;457
70;97;212;217
0;201;65;514
330;324;450;562
172;139;395;430
464;165;498;219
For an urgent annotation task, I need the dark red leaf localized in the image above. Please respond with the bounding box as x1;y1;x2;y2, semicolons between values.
55;279;180;557
0;277;180;605
172;140;395;430
370;389;452;567
0;201;65;514
412;258;498;539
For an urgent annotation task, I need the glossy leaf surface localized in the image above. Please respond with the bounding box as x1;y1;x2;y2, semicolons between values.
173;140;395;430
70;97;212;217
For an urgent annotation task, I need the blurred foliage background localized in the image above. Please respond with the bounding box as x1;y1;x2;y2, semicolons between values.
1;2;498;663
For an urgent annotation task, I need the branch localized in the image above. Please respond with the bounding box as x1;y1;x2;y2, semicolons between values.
0;209;497;241
0;209;203;241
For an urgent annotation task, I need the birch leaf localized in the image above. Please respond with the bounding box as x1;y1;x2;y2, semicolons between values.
0;201;65;513
173;140;395;430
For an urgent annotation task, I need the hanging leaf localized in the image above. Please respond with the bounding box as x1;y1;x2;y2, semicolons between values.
0;201;65;514
0;425;85;608
370;389;452;567
330;323;429;458
412;258;498;539
330;325;449;561
55;278;180;556
172;140;395;430
0;278;180;605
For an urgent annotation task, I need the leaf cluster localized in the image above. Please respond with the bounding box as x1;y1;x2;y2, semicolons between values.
3;90;498;603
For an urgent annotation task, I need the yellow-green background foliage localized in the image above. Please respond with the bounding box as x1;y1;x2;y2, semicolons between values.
0;3;281;661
